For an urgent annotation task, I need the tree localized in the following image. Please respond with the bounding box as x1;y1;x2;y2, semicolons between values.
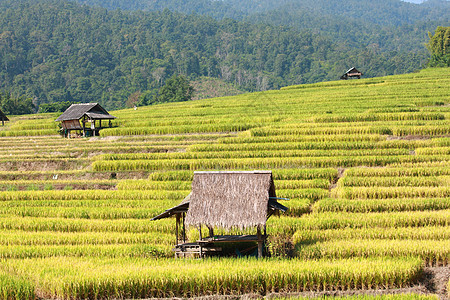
426;26;450;67
155;74;194;104
0;92;35;115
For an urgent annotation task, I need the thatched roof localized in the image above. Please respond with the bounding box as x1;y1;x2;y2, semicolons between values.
187;171;285;229
151;193;191;220
152;171;287;230
55;103;116;122
0;109;9;121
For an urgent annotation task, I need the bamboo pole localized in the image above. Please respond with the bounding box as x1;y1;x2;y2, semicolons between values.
257;226;263;259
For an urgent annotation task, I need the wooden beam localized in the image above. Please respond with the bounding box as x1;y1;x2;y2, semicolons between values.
182;212;186;243
175;214;180;245
257;227;263;259
208;226;214;237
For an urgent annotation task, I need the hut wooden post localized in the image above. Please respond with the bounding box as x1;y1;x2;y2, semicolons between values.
175;214;180;245
198;225;203;258
99;119;102;128
208;226;214;237
82;116;86;137
257;226;263;259
1;120;4;126
182;212;186;243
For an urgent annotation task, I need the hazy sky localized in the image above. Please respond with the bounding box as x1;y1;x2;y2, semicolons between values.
402;0;425;3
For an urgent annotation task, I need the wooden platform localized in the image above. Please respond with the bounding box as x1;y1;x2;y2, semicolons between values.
174;242;222;258
199;234;266;243
174;235;267;258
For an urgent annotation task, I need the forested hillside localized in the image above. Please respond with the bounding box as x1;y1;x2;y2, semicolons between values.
72;0;449;24
0;0;447;110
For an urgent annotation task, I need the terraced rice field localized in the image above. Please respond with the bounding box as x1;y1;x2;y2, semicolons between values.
0;68;448;299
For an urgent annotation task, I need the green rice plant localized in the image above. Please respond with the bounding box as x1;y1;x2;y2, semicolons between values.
117;178;328;191
2;257;423;298
280;198;311;217
96;148;412;162
1;199;177;209
190;141;378;152
313;112;445;123
0;179;118;191
275;180;330;189
0;271;36;300
217;134;384;144
293;226;450;244
0;206;173;219
337;176;449;187
0;190;189;201
249;126;389;137
447;279;450;298
345;164;450;177
295;239;449;266
0;230;174;247
0;217;175;234
278;189;329;201
100;123;257;136
416;147;450;156
392;125;450;136
92;155;443;172
267;210;450;234
0;129;57;137
116;180;191;191
147;169;337;181
0;244;171;259
149;170;194;181
313;198;450;213
273;168;338;181
332;186;449;199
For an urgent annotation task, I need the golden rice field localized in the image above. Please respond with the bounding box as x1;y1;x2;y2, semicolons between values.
0;68;448;299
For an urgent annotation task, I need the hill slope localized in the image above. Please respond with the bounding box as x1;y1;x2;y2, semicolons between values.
0;68;448;298
0;0;439;110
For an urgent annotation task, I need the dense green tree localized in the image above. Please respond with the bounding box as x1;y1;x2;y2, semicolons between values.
426;26;450;67
154;74;194;105
0;92;35;115
0;0;442;109
38;101;78;113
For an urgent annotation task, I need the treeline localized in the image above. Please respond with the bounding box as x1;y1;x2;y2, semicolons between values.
0;92;34;115
72;0;449;26
0;0;437;110
427;26;450;67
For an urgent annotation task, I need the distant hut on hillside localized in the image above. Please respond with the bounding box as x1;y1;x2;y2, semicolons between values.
152;171;288;258
55;103;116;138
340;67;363;80
0;109;9;126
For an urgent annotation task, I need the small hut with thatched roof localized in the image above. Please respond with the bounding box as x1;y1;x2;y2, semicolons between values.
152;171;288;258
340;67;363;80
55;103;116;138
0;109;9;126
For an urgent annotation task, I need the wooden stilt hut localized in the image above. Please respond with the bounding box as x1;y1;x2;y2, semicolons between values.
0;109;9;126
151;171;288;258
55;103;116;138
340;67;363;80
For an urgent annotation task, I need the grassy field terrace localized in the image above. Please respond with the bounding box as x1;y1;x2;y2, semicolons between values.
0;68;448;299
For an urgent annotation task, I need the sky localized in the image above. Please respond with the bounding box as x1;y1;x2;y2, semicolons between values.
402;0;425;3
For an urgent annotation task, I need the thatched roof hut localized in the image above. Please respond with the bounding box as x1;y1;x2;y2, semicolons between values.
152;171;288;258
55;103;116;137
340;67;363;79
0;109;9;126
186;171;280;230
